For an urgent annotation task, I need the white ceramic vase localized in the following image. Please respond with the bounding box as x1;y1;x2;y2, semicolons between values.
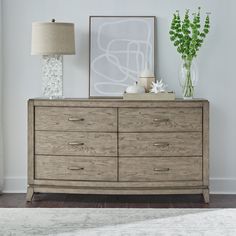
125;82;145;94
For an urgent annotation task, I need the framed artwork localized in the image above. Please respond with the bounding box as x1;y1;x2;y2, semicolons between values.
89;16;156;98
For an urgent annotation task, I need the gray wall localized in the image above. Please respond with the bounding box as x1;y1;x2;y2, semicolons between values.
2;0;236;193
0;0;3;192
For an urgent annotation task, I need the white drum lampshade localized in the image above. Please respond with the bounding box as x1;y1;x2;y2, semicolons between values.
31;19;75;98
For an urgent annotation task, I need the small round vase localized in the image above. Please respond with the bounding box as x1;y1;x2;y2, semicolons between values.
179;59;198;99
125;82;145;94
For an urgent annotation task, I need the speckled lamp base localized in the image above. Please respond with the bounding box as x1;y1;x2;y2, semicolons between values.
42;55;63;99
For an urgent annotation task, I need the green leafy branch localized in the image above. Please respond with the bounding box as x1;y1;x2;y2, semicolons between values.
169;7;210;61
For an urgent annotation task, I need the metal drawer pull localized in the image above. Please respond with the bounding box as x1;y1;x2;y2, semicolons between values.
153;143;169;147
68;167;84;171
153;168;170;172
68;142;84;146
68;117;85;122
153;118;169;123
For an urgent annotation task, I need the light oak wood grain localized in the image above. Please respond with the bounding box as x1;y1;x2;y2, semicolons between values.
119;157;202;182
202;101;210;203
119;132;202;156
26;186;34;202
119;108;202;132
32;99;205;108
203;101;209;186
35;155;117;181
203;189;210;203
35;107;117;132
27;100;34;185
27;99;209;203
35;131;117;156
33;179;204;188
33;186;204;195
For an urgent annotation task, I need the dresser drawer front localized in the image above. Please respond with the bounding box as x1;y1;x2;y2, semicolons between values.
119;108;202;132
35;107;117;132
35;131;117;156
119;157;202;181
35;155;117;181
119;132;202;156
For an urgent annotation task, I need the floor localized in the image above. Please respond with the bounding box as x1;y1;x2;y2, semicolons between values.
0;194;236;208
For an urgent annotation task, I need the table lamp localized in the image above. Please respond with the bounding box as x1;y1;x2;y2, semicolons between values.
31;19;75;98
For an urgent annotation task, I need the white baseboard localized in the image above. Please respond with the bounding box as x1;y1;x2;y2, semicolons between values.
210;178;236;194
2;177;236;194
3;177;27;193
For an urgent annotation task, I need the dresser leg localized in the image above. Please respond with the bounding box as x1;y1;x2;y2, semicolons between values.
26;186;34;202
203;189;209;203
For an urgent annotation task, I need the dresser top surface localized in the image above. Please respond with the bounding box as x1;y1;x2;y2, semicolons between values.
29;98;208;108
30;98;208;102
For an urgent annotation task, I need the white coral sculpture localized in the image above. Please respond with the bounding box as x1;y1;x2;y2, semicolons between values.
150;80;167;93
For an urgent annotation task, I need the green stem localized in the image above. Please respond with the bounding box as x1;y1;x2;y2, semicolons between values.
183;60;194;98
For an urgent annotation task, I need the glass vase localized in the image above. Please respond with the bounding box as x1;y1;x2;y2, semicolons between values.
179;58;198;99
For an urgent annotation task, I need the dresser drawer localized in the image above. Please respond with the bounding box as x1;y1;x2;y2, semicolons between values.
35;131;117;156
35;155;117;181
35;107;117;132
119;132;202;156
119;108;202;132
119;157;202;181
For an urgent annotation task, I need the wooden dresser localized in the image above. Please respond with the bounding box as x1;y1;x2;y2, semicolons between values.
27;99;209;202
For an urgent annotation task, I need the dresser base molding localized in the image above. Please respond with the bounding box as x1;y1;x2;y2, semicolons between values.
27;185;209;203
33;180;205;188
